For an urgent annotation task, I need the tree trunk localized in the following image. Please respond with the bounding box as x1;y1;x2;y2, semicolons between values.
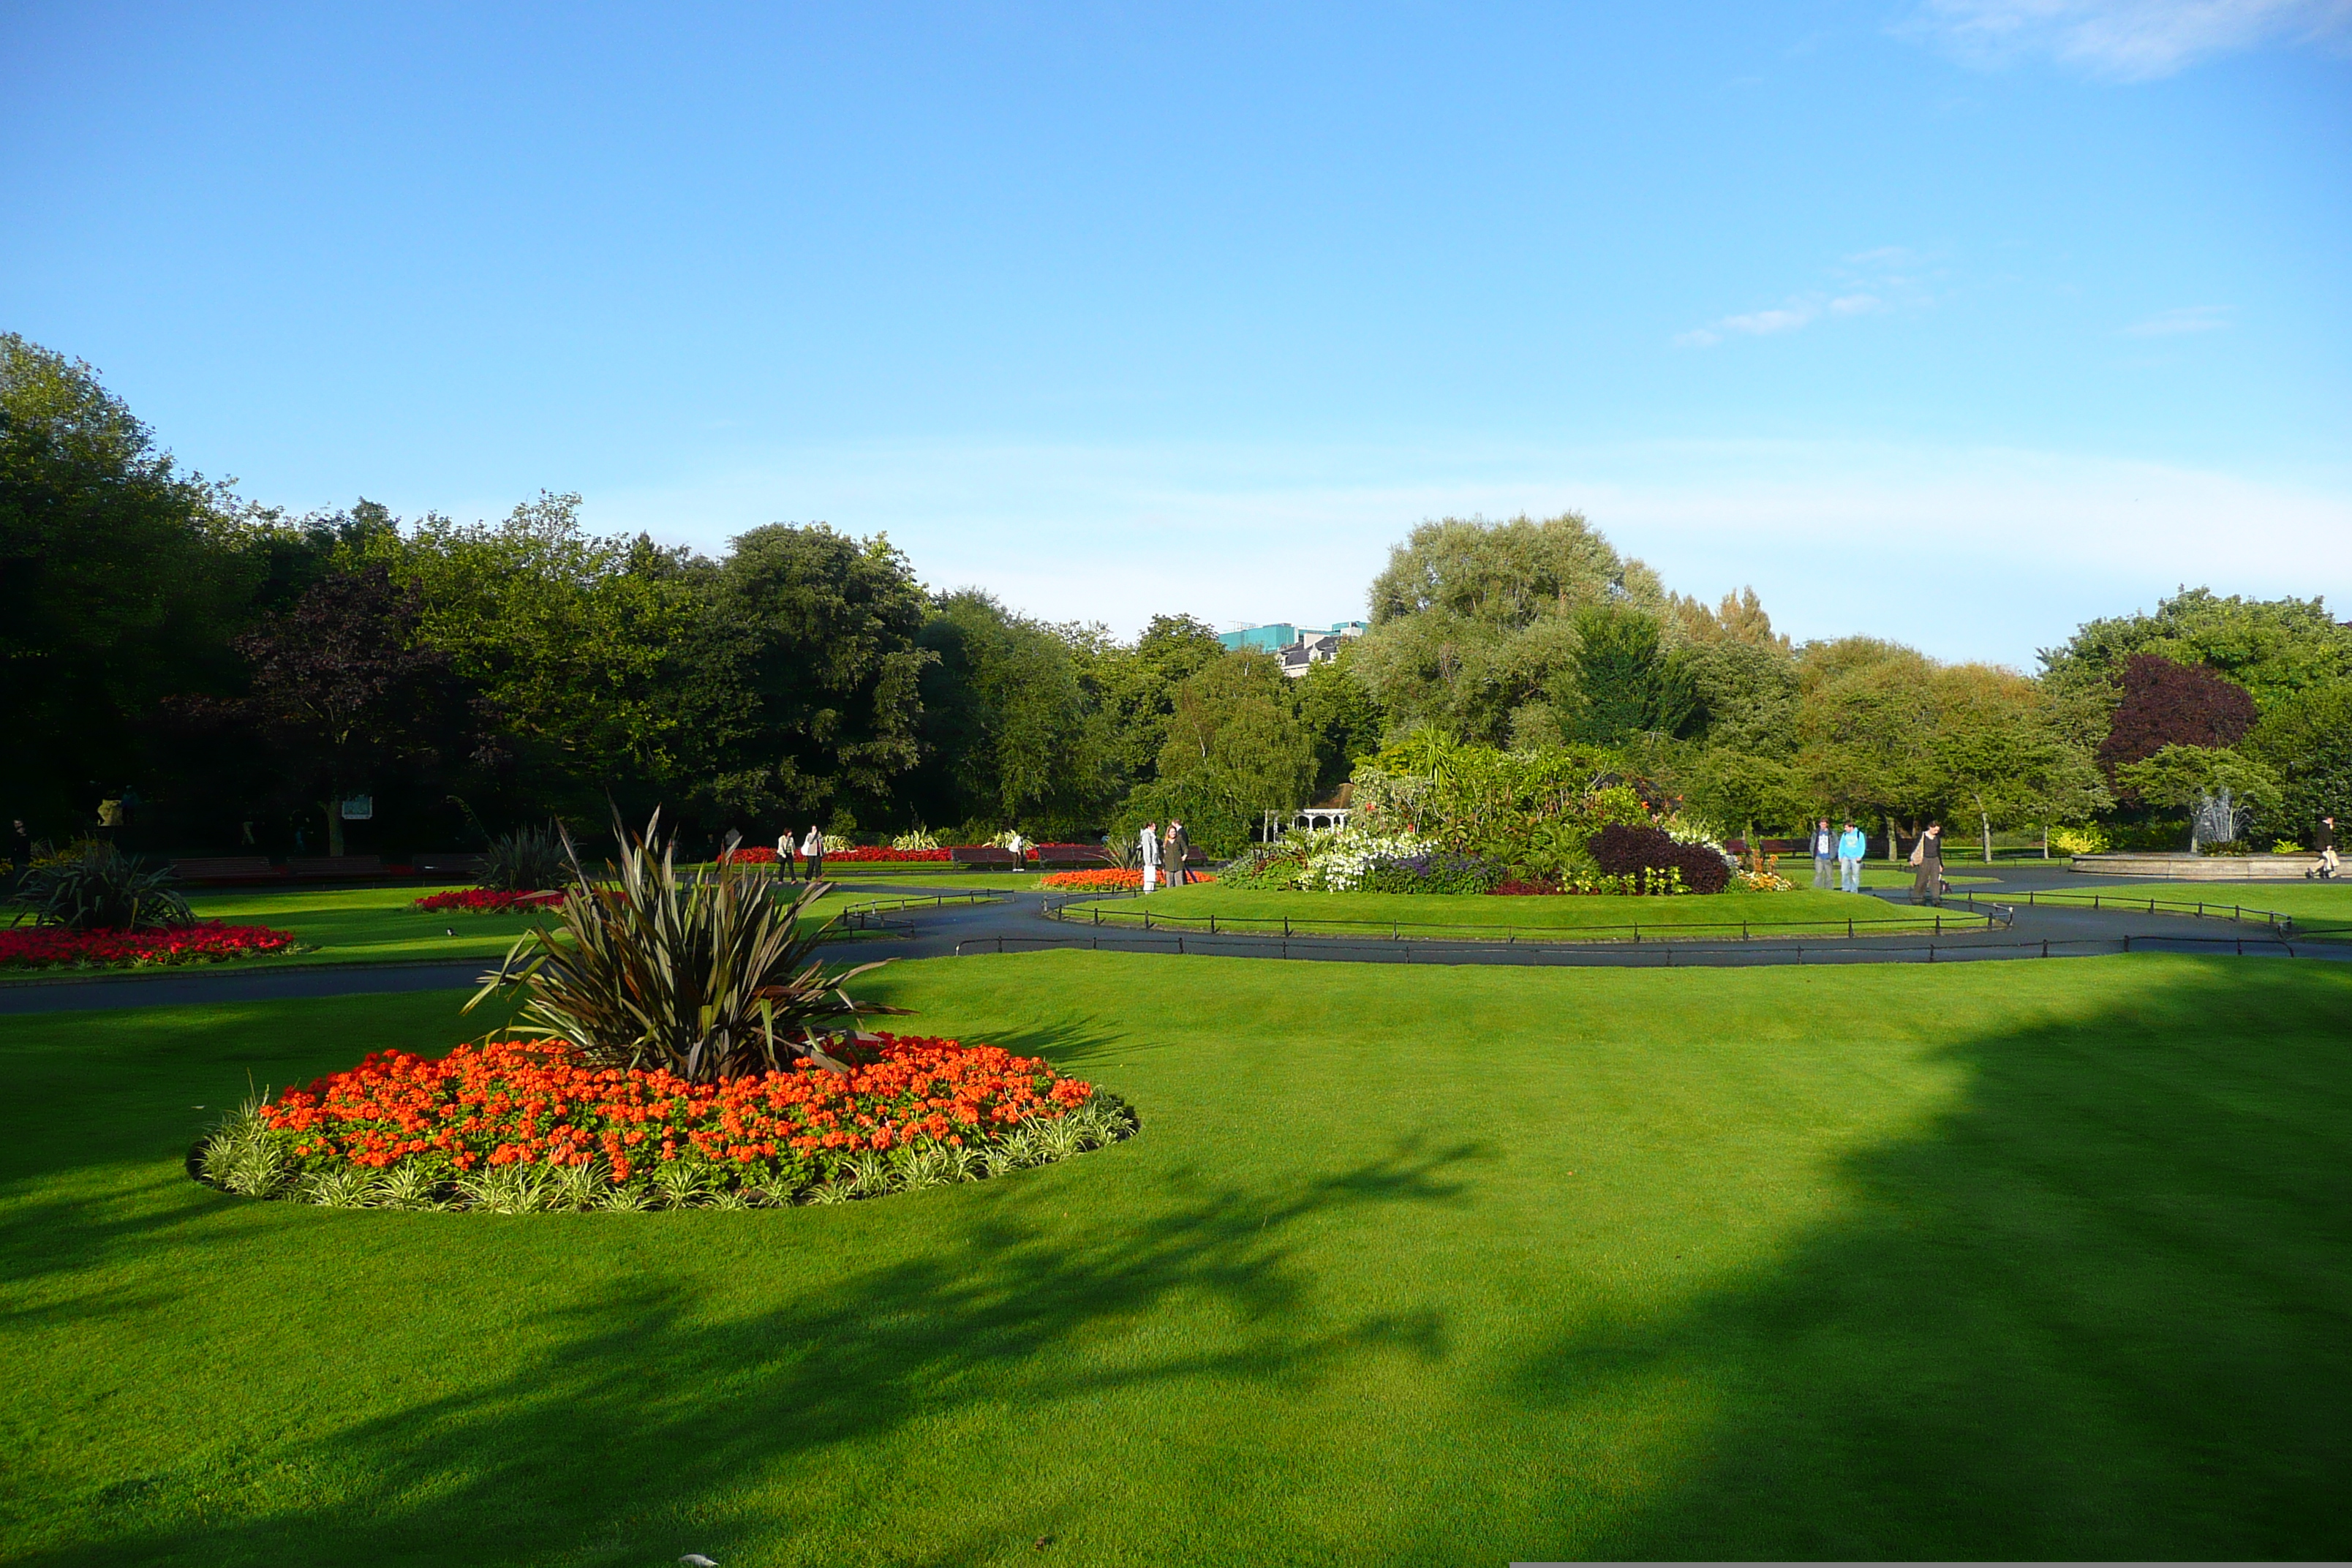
1886;817;1898;863
2041;823;2049;859
323;802;344;859
1980;807;1993;864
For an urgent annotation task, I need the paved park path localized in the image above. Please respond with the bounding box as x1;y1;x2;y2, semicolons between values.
3;862;2340;1016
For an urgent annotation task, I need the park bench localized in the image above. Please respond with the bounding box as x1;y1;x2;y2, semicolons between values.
413;852;490;880
167;856;283;884
948;846;1022;870
284;855;392;881
1033;844;1107;869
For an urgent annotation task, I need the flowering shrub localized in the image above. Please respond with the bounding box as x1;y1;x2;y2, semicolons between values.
2048;824;2110;856
1041;867;1219;890
829;845;952;863
414;889;565;913
198;1033;1137;1209
1589;823;1731;895
1356;851;1507;895
0;921;301;970
1733;869;1796;892
1296;831;1432;892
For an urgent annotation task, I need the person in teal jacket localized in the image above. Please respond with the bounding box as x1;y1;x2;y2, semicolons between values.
1836;820;1868;893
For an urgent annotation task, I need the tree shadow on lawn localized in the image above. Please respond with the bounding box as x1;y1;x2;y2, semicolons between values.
1472;957;2352;1561
32;1136;1482;1568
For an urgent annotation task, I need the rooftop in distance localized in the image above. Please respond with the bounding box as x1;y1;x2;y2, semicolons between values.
1217;621;1368;676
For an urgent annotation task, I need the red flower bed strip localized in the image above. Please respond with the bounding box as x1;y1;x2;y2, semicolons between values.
827;846;952;862
716;846;780;864
256;1034;1096;1191
413;889;565;913
0;922;302;970
1040;867;1217;889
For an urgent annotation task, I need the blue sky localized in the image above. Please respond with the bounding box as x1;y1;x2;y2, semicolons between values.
5;1;2347;666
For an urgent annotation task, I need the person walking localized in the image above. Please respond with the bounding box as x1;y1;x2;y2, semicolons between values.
1810;819;1835;889
800;826;825;883
1169;820;1194;886
2314;815;2339;881
1836;819;1867;894
777;831;798;881
1908;822;1945;905
1138;820;1161;892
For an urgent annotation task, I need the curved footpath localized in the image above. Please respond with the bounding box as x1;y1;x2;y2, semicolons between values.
4;860;2342;1016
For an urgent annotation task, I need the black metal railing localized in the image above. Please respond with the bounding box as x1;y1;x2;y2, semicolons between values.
1940;887;2341;938
831;891;1003;932
1039;892;2008;943
957;930;2318;965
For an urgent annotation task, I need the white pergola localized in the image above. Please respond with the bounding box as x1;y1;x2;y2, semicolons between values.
1294;807;1351;832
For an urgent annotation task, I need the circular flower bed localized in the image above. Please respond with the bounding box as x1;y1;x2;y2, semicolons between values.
412;889;565;913
0;922;303;970
195;1033;1137;1210
1040;868;1219;890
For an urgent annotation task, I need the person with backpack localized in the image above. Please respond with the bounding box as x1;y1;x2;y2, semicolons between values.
1836;820;1868;894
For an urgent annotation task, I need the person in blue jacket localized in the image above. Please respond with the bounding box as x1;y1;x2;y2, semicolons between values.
1836;819;1869;894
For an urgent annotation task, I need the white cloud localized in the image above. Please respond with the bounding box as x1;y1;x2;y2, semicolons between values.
1720;306;1817;335
578;435;2352;668
1676;250;1928;348
1911;0;2352;80
2122;304;2231;335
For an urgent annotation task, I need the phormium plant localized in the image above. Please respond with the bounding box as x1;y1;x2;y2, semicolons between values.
468;810;909;1083
8;843;192;932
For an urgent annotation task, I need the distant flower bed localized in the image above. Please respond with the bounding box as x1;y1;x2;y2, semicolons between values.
717;845;780;865
1041;868;1218;890
195;1033;1136;1210
0;921;302;970
413;889;565;913
829;846;953;862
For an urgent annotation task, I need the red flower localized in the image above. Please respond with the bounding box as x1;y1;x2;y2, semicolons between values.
249;1032;1101;1194
0;922;300;970
413;889;565;913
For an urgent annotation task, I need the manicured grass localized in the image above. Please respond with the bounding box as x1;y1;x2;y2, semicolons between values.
1101;883;1953;939
4;951;2345;1562
1997;880;2352;938
0;883;896;977
826;870;1051;891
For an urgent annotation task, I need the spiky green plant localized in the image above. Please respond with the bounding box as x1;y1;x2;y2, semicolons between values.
480;821;570;892
10;843;191;932
468;810;910;1083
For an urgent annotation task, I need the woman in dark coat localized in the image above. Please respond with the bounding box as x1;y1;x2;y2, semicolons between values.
1910;822;1945;905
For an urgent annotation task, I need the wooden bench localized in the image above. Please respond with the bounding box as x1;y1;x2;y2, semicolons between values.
947;846;1022;870
167;856;283;884
413;852;490;881
284;855;392;880
1033;844;1107;869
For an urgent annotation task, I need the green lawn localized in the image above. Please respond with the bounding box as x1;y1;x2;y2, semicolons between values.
1994;880;2352;938
1098;883;1956;939
3;883;900;976
4;951;2345;1562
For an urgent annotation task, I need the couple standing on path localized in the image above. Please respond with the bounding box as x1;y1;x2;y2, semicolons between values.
1810;820;1872;894
774;826;826;882
1137;819;1191;893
